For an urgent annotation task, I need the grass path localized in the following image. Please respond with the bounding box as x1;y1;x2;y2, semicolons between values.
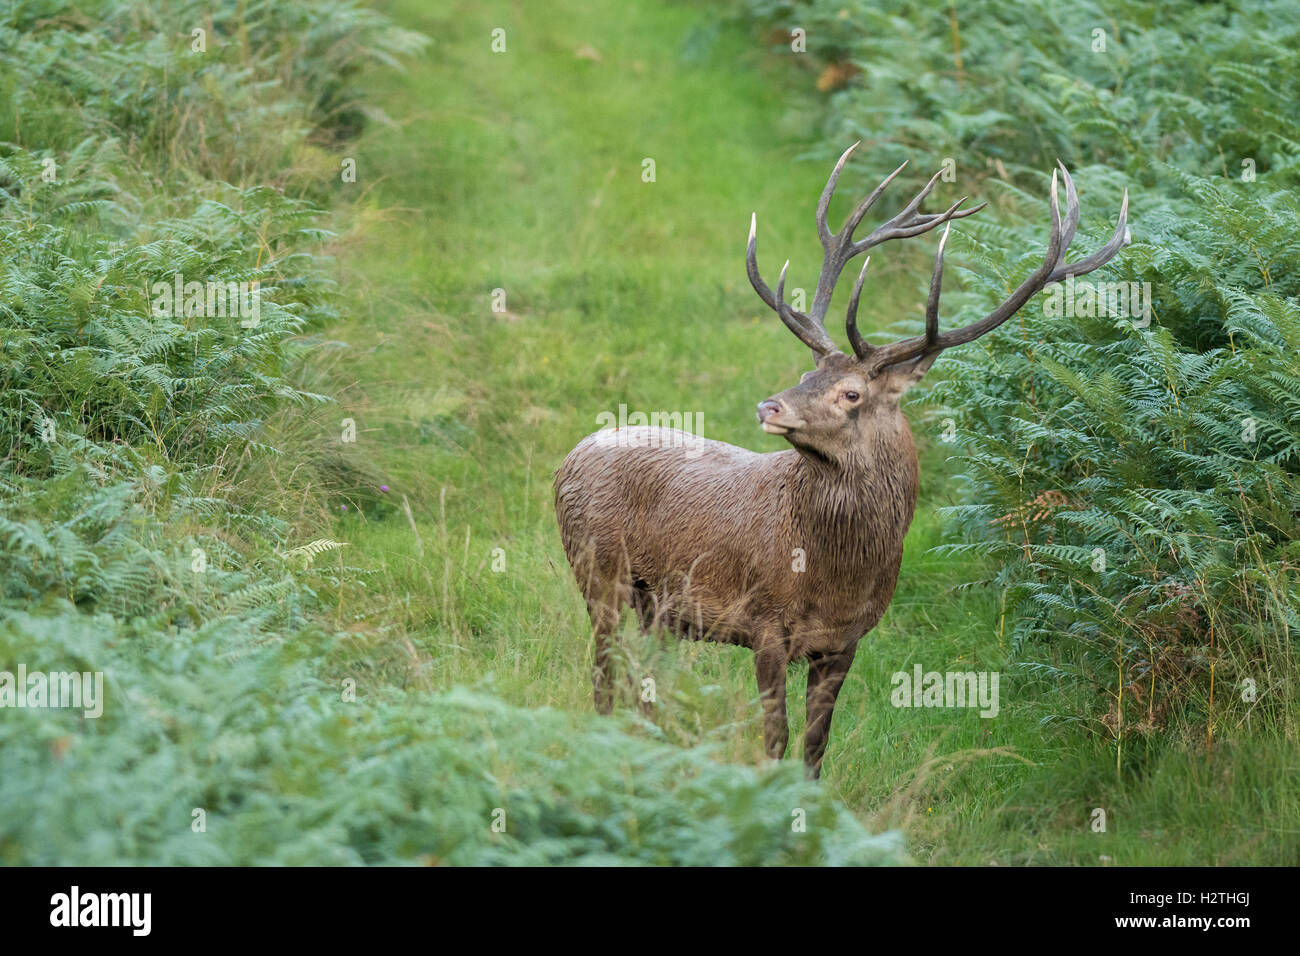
314;0;1286;864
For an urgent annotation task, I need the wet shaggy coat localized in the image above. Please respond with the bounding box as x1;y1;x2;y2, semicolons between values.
554;401;922;776
554;425;919;653
553;146;1128;777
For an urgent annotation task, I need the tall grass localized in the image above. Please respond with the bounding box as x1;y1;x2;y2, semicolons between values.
290;0;1296;863
741;0;1300;771
0;0;906;865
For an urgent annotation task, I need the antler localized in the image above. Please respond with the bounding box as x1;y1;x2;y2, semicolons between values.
747;141;985;359
857;161;1130;374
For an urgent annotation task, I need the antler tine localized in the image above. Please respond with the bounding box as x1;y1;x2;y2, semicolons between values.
1056;161;1080;251
872;195;985;246
862;166;1131;372
850;222;950;364
748;144;992;361
1046;185;1129;284
839;160;909;243
925;221;951;345
747;212;839;357
775;259;793;314
809;156;979;332
850;172;987;254
918;169;1066;350
844;257;872;359
859;167;945;246
816;142;862;248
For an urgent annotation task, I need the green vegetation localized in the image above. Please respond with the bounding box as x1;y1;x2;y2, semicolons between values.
2;0;1295;865
0;0;901;865
743;0;1300;859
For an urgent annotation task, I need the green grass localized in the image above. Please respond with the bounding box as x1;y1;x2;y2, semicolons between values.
0;0;908;866
311;0;1297;864
4;0;1292;865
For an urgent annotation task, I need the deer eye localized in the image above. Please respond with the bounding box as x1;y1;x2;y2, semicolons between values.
844;390;860;402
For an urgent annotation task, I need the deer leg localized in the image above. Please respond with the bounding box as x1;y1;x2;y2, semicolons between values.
587;598;620;715
754;640;790;760
804;645;857;779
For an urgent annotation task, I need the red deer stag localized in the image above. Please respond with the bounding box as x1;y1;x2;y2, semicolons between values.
554;144;1128;777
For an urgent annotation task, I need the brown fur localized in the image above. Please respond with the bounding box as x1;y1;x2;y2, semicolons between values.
554;352;929;777
553;148;1126;777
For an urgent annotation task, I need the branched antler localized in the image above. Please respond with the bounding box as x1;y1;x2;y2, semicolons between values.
747;142;984;359
747;146;1130;372
857;161;1130;374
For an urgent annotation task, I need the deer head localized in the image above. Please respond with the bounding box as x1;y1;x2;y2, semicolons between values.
748;143;1129;464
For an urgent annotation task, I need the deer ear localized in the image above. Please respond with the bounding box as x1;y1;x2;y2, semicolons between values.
880;351;941;397
906;349;942;380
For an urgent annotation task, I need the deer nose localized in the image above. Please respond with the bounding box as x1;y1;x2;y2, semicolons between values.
756;399;782;423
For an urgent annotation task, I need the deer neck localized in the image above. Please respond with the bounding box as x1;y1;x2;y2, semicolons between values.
788;425;920;569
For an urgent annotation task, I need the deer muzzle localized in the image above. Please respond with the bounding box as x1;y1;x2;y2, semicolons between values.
757;399;803;435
